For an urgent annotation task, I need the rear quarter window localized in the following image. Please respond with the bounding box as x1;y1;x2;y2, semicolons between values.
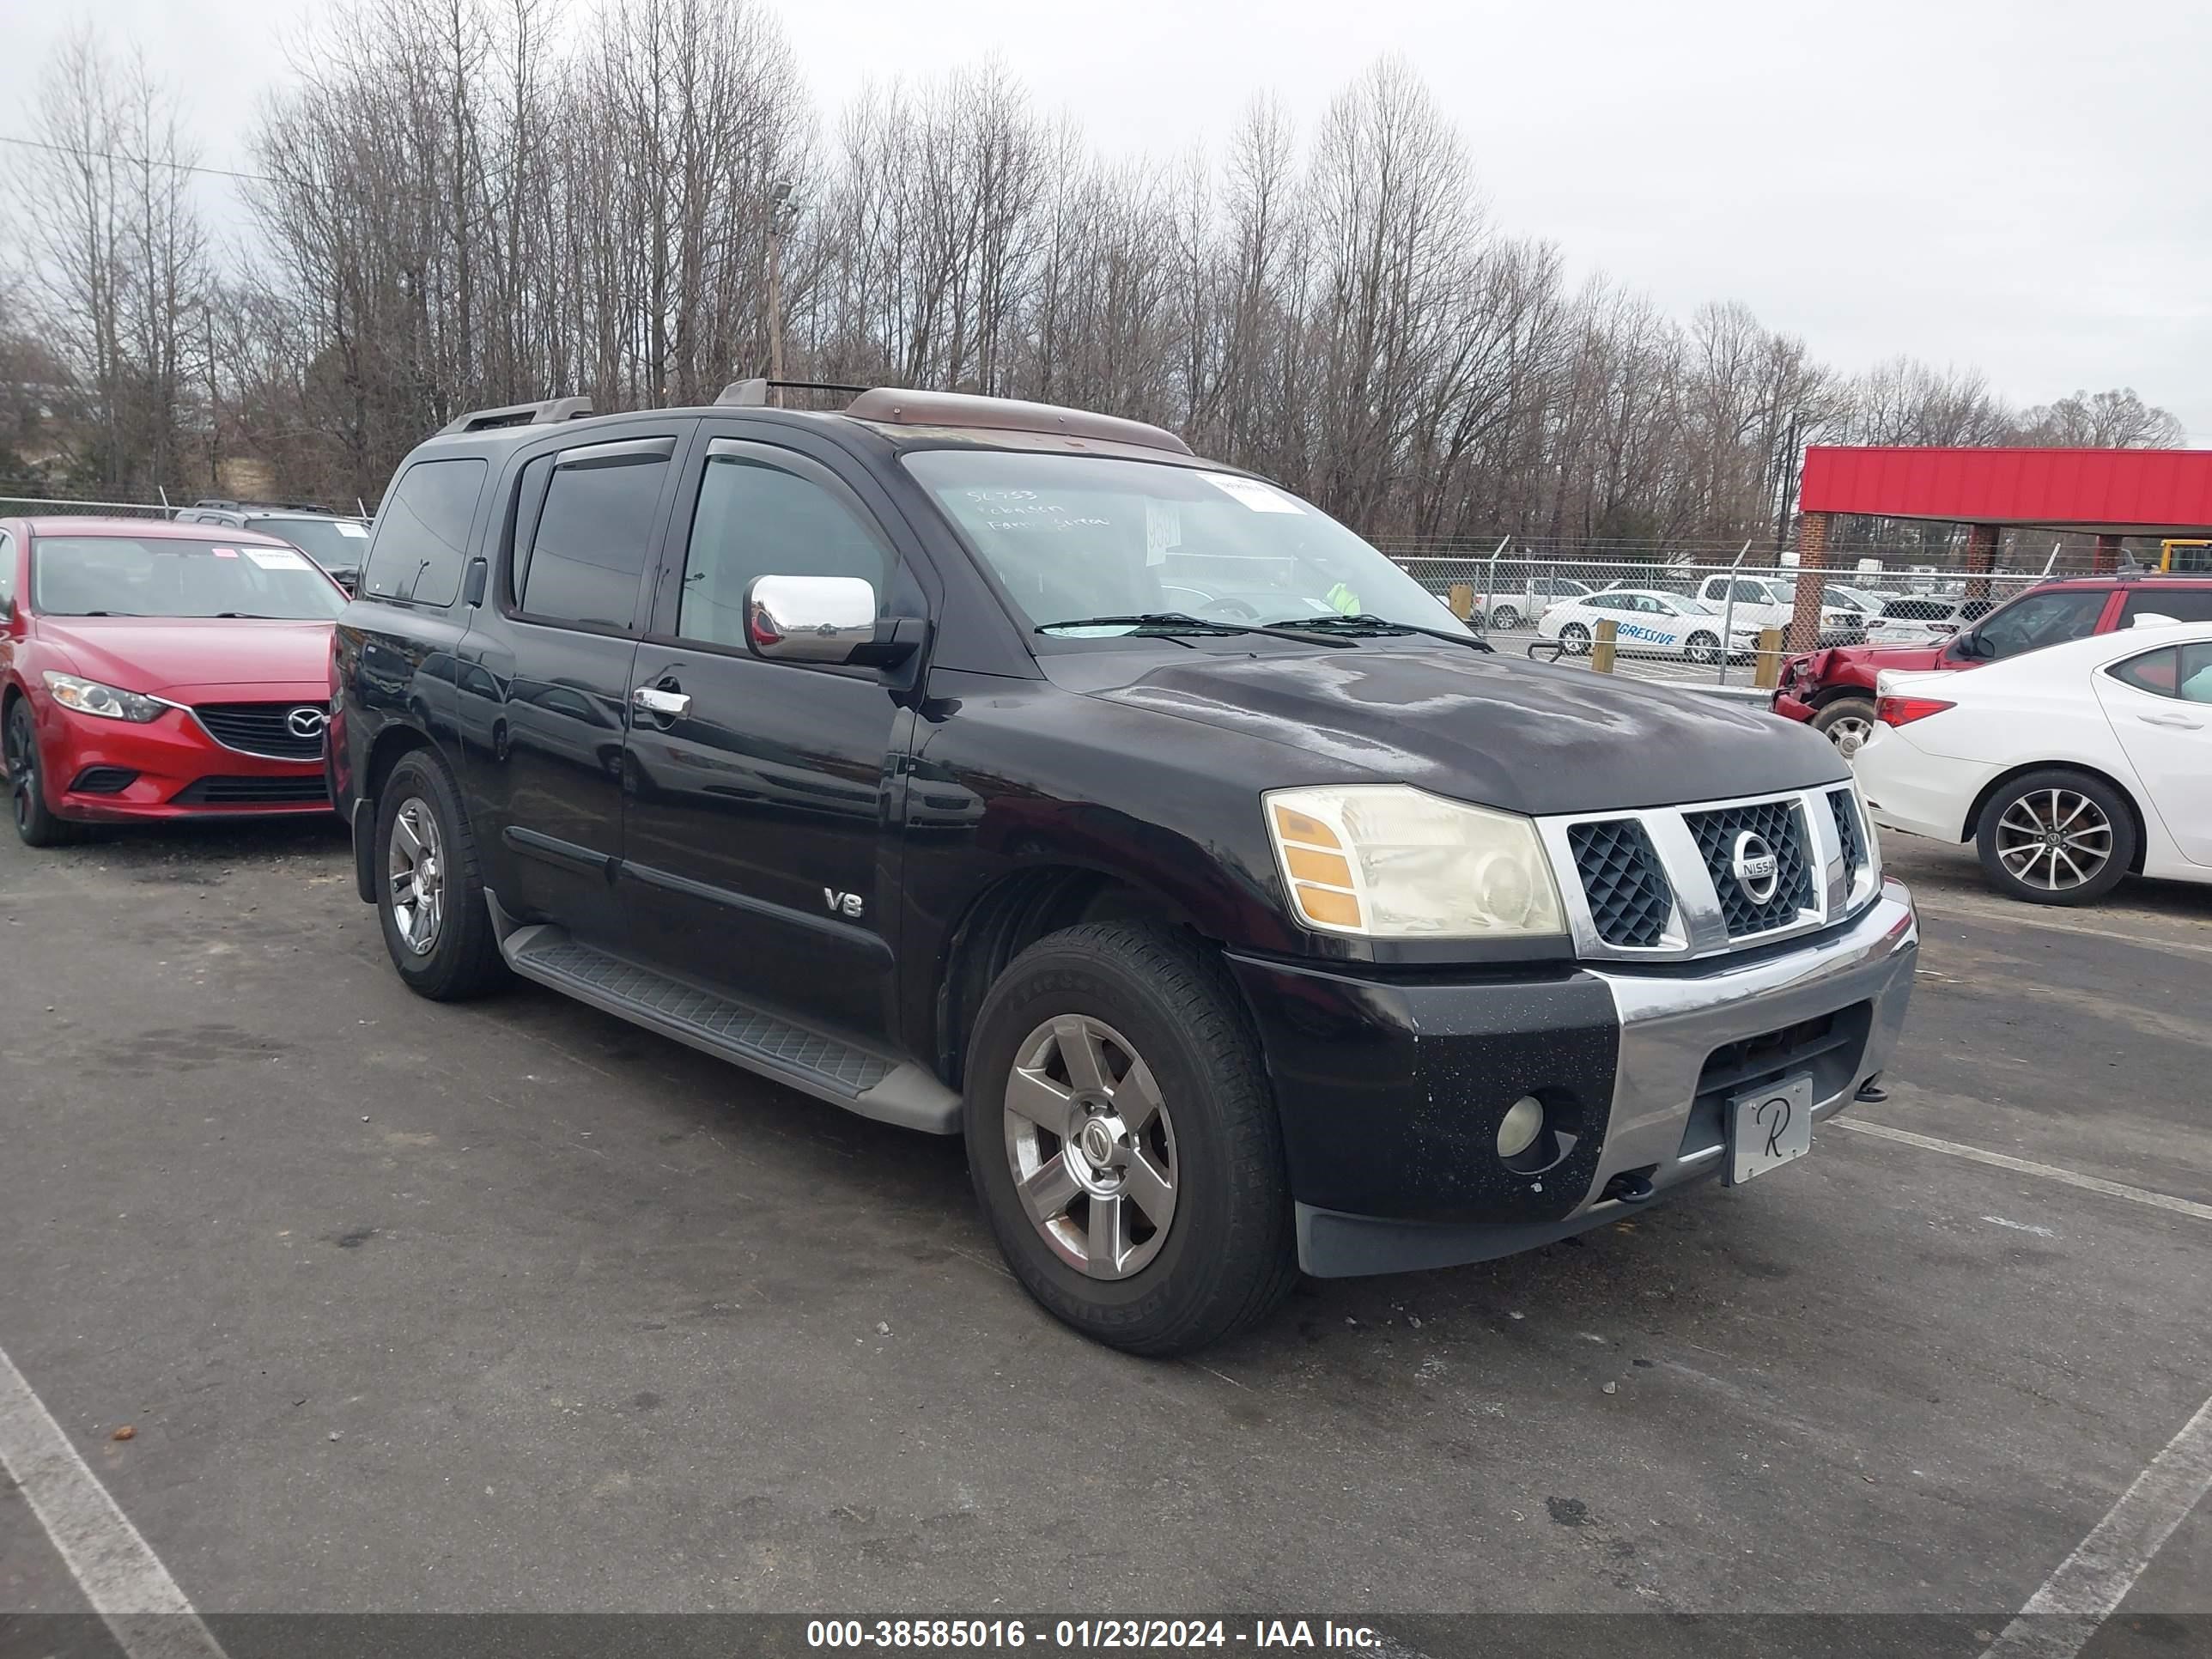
361;458;489;606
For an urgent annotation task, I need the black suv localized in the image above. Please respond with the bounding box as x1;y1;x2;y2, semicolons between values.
176;499;373;592
331;382;1917;1354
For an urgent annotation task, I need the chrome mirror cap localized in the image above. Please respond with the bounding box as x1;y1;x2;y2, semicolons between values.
746;574;878;664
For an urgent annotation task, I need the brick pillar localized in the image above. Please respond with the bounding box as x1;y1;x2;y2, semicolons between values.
1787;512;1832;652
1961;523;2000;600
2092;534;2123;574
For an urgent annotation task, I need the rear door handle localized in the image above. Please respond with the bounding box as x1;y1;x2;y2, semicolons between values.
631;684;690;718
2138;711;2203;729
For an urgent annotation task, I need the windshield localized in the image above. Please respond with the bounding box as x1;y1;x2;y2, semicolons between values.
30;535;348;620
253;516;370;571
902;450;1468;639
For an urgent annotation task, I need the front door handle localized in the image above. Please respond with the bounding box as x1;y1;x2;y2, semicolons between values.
632;684;690;719
2138;711;2203;729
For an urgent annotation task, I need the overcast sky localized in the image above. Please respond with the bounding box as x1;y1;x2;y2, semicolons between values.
4;0;2206;441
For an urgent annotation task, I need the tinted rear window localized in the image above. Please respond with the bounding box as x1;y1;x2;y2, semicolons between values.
361;459;487;606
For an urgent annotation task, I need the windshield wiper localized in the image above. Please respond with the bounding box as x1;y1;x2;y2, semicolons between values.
1034;612;1358;647
1260;613;1494;652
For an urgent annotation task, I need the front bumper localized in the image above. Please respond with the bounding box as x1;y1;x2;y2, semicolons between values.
34;701;331;822
1231;883;1917;1277
1771;691;1815;723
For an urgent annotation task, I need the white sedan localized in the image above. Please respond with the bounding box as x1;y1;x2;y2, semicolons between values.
1856;621;2212;905
1537;588;1765;664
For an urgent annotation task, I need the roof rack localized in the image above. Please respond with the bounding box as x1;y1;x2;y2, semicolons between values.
191;497;335;514
437;396;594;437
714;378;872;407
844;388;1194;457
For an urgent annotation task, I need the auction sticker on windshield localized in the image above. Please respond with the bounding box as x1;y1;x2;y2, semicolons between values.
246;547;311;570
1729;1073;1814;1185
1200;473;1303;513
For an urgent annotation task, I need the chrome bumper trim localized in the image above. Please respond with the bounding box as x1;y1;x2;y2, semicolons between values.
1571;878;1918;1219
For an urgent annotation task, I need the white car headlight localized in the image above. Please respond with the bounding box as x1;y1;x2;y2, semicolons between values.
1265;784;1566;939
43;672;168;723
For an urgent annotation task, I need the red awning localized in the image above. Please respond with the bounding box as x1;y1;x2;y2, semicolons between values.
1799;446;2212;537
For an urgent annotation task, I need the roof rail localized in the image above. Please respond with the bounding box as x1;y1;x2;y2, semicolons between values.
714;378;871;407
437;396;594;437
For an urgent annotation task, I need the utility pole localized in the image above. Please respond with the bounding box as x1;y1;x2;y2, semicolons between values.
766;180;797;407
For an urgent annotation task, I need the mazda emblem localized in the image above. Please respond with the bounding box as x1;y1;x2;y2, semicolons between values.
286;706;329;740
1731;830;1780;903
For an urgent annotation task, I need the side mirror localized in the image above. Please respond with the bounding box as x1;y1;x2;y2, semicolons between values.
745;574;880;665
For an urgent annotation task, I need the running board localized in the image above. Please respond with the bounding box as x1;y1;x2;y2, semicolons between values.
498;921;960;1134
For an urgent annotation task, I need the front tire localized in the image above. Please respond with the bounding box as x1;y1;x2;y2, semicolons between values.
1975;769;2135;907
6;701;82;848
963;923;1297;1356
1559;623;1591;656
374;750;510;999
1684;630;1719;665
1811;696;1878;757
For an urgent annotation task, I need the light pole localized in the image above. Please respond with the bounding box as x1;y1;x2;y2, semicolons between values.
766;179;797;407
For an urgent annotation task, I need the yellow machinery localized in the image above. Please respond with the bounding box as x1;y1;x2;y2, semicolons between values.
2160;538;2212;573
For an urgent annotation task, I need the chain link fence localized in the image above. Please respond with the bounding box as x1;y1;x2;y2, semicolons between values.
0;492;174;521
1379;542;2066;694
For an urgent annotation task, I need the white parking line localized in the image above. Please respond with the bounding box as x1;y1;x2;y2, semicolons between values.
1834;1119;2212;1224
0;1340;227;1659
1979;1391;2212;1659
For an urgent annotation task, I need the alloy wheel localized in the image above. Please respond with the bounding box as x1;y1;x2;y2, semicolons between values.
1002;1014;1179;1280
6;710;33;833
1825;714;1874;757
1560;624;1591;656
386;797;447;956
1686;632;1719;665
1994;787;2112;892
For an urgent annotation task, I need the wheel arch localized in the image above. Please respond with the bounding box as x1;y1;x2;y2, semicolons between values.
1963;758;2149;873
931;862;1222;1093
351;723;439;902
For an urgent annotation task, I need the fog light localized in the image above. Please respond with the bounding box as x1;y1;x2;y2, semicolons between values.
1497;1096;1545;1160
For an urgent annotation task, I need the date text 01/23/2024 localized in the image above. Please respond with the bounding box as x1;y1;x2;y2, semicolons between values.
805;1619;1385;1650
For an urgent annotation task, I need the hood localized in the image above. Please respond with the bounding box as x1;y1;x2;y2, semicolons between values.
37;617;334;698
1075;640;1849;816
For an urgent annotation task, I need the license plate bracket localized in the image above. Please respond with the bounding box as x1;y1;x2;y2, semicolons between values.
1728;1073;1815;1185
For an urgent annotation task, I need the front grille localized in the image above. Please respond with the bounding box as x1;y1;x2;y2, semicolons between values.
172;775;331;805
192;701;329;760
1830;787;1865;874
1685;797;1814;938
1567;819;1673;947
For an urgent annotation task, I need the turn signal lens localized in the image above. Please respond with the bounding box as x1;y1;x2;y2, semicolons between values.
1876;695;1955;728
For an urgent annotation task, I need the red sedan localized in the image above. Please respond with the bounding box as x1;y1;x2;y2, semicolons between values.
1;517;348;846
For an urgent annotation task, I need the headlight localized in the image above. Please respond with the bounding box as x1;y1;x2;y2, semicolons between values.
1265;784;1565;939
43;672;168;723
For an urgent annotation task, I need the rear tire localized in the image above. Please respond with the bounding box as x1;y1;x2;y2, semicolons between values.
374;750;511;1000
1559;623;1591;656
1491;605;1521;630
1974;769;2135;907
963;923;1297;1356
1811;696;1878;757
6;701;83;848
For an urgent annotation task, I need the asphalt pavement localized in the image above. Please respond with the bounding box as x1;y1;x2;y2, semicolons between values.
0;813;2206;1656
